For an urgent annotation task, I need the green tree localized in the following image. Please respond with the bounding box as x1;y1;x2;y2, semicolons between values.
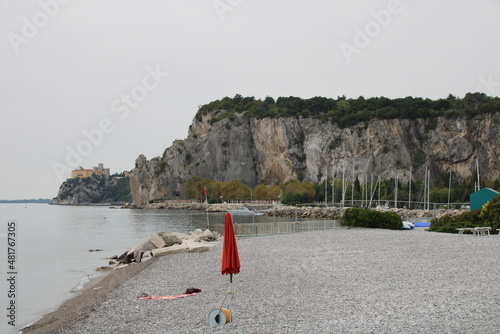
281;180;316;205
184;177;222;202
221;180;251;201
254;184;280;201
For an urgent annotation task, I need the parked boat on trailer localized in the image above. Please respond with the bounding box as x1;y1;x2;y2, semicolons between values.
402;221;415;230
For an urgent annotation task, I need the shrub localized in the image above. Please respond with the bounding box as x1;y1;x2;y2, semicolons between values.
429;196;500;233
341;208;402;230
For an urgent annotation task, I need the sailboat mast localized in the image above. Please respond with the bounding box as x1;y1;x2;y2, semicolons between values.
342;163;346;207
332;163;336;207
369;173;373;208
378;176;381;207
423;167;427;210
351;164;355;206
476;159;480;191
325;165;328;205
427;170;431;210
395;174;398;209
409;166;412;209
447;171;452;209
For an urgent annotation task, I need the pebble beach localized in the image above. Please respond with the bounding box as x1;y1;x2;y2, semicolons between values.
24;227;499;334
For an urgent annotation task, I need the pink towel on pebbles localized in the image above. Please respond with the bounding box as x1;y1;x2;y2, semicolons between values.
138;293;198;300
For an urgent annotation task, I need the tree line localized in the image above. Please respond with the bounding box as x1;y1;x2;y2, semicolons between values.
196;93;500;128
179;175;500;207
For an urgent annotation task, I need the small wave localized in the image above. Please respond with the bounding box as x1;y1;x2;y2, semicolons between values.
70;274;93;293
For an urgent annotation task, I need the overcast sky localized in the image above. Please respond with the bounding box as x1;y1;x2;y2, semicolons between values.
0;0;499;200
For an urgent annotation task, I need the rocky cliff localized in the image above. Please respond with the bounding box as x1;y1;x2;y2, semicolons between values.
129;111;500;206
51;175;131;205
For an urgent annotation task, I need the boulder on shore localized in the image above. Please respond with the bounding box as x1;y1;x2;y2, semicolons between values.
199;229;218;242
132;241;157;263
157;232;183;247
111;229;219;266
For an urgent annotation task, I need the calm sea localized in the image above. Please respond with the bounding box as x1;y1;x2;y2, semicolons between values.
0;203;281;333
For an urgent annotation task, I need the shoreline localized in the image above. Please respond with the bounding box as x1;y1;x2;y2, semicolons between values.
21;227;500;333
21;227;220;334
49;201;466;221
22;260;154;334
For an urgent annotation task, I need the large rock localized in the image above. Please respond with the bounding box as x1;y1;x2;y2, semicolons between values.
133;241;157;263
185;240;217;253
199;229;218;242
114;228;220;266
117;250;133;264
190;229;203;236
148;233;166;248
157;232;183;247
152;243;189;257
171;232;190;240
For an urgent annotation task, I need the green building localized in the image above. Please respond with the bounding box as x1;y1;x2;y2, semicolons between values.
470;188;500;211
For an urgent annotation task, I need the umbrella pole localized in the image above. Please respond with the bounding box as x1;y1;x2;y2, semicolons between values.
230;273;233;284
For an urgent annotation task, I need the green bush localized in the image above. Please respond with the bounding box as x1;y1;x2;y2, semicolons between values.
341;207;403;230
429;196;500;233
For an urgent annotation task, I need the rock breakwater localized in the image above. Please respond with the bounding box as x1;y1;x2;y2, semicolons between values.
124;202;466;221
262;206;466;220
97;229;220;272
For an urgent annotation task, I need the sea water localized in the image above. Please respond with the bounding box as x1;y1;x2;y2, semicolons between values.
0;203;288;333
0;204;226;333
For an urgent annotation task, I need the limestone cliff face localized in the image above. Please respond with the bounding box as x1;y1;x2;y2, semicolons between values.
51;175;131;205
129;111;500;206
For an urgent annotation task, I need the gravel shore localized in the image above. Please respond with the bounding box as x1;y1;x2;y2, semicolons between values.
25;228;499;334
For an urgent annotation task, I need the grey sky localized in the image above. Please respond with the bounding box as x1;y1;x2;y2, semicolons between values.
1;0;499;200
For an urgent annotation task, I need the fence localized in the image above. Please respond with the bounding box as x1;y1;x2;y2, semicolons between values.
232;220;339;237
402;217;434;223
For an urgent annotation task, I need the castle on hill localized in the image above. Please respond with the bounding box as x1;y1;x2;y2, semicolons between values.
71;163;110;178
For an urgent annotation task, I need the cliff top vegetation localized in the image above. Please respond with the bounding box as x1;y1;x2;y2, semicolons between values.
196;93;500;128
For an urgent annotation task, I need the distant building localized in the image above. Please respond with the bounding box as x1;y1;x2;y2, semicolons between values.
470;188;500;211
71;163;110;178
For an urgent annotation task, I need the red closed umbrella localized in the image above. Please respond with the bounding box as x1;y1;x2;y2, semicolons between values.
209;213;240;327
221;213;240;281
